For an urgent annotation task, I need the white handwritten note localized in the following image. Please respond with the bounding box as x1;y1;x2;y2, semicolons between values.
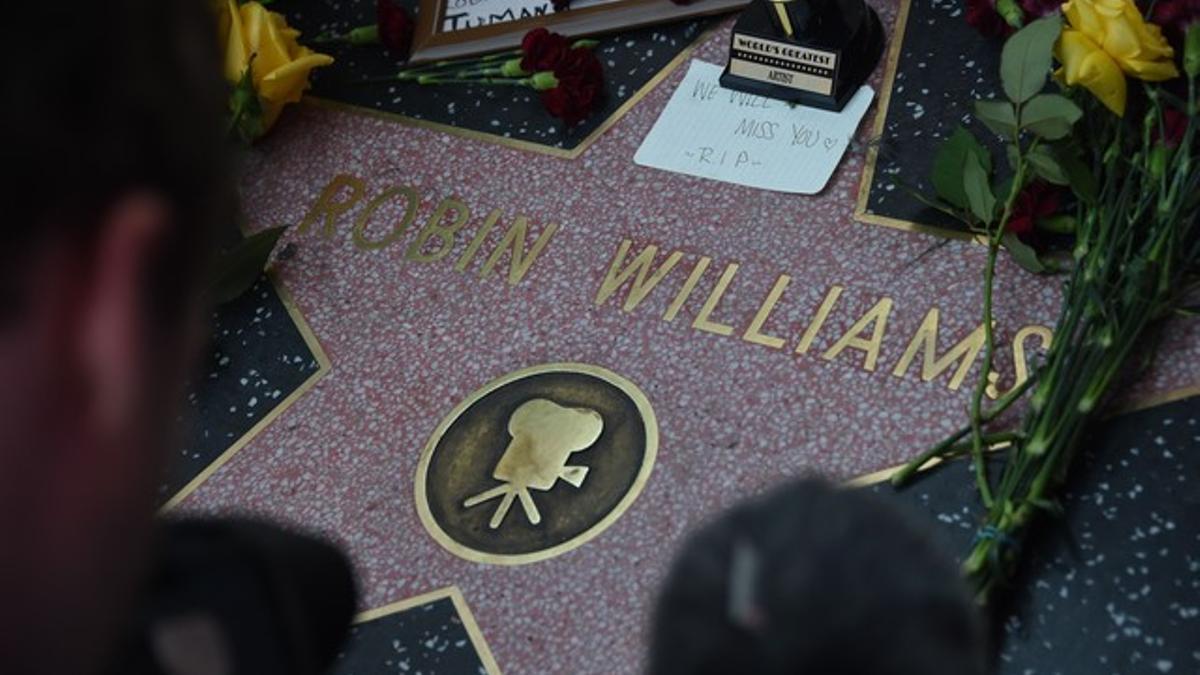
441;0;617;31
634;60;874;194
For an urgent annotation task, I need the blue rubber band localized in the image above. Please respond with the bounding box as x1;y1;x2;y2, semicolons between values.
974;525;1020;564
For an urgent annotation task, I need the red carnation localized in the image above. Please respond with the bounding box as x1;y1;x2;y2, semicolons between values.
521;28;571;72
966;0;1013;37
539;47;605;126
1006;181;1062;240
376;0;415;58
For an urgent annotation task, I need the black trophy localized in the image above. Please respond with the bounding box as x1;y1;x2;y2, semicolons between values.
720;0;885;111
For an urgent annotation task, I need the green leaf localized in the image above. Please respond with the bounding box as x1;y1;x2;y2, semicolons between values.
1005;143;1021;172
1000;15;1062;104
963;153;997;224
210;226;288;305
228;65;265;144
1058;149;1098;203
1028;498;1064;516
1002;232;1047;274
975;99;1019;137
1020;93;1083;140
994;173;1016;207
932;126;992;211
1027;145;1070;185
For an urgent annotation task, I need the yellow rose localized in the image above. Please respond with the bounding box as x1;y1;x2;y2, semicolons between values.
218;0;333;131
1056;0;1179;116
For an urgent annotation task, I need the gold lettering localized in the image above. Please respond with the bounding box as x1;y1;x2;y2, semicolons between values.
794;285;843;354
663;257;711;322
351;186;420;251
742;274;791;349
455;208;502;272
594;240;683;311
1012;325;1052;387
405;197;471;262
821;297;893;371
890;308;986;391
479;217;559;285
692;263;740;336
988;325;1053;399
298;174;366;238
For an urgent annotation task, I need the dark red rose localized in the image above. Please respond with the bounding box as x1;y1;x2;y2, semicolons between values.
376;0;415;58
540;47;605;126
1006;181;1062;240
1151;0;1200;50
521;28;571;72
966;0;1014;37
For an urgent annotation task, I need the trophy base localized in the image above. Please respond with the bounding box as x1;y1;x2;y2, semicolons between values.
719;0;885;111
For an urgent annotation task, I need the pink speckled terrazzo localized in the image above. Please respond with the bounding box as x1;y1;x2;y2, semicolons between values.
182;4;1200;672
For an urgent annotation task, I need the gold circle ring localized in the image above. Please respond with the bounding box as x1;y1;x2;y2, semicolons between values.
413;362;659;565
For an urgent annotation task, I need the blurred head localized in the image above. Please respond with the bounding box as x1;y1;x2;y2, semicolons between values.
650;479;988;675
0;2;235;673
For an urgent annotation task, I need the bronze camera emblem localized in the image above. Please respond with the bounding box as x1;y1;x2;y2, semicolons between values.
414;363;657;565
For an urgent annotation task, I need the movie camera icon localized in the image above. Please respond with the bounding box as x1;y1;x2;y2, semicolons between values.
462;398;604;529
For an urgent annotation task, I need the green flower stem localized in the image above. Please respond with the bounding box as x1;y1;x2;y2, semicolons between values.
961;92;1200;603
456;68;503;76
415;75;531;86
391;49;521;80
897;49;1200;605
970;244;1001;507
890;374;1035;487
313;24;381;46
966;151;1028;506
450;67;506;78
966;419;1080;587
941;431;1024;461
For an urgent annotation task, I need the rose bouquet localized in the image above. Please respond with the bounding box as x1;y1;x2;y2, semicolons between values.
891;0;1199;601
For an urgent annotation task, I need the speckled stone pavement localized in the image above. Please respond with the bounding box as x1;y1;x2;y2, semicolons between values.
175;1;1200;672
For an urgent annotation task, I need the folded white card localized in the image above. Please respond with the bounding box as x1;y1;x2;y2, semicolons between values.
634;60;874;195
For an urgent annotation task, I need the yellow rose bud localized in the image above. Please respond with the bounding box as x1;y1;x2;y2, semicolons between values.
217;0;333;132
1057;0;1179;116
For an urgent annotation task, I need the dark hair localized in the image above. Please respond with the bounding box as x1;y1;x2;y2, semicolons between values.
650;479;987;675
0;0;235;320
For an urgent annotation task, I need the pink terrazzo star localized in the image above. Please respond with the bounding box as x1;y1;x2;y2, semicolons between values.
178;3;1200;671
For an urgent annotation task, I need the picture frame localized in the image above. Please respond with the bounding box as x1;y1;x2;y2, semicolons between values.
410;0;748;63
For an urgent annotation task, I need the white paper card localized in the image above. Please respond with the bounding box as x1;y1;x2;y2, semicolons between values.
441;0;617;31
634;60;874;195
